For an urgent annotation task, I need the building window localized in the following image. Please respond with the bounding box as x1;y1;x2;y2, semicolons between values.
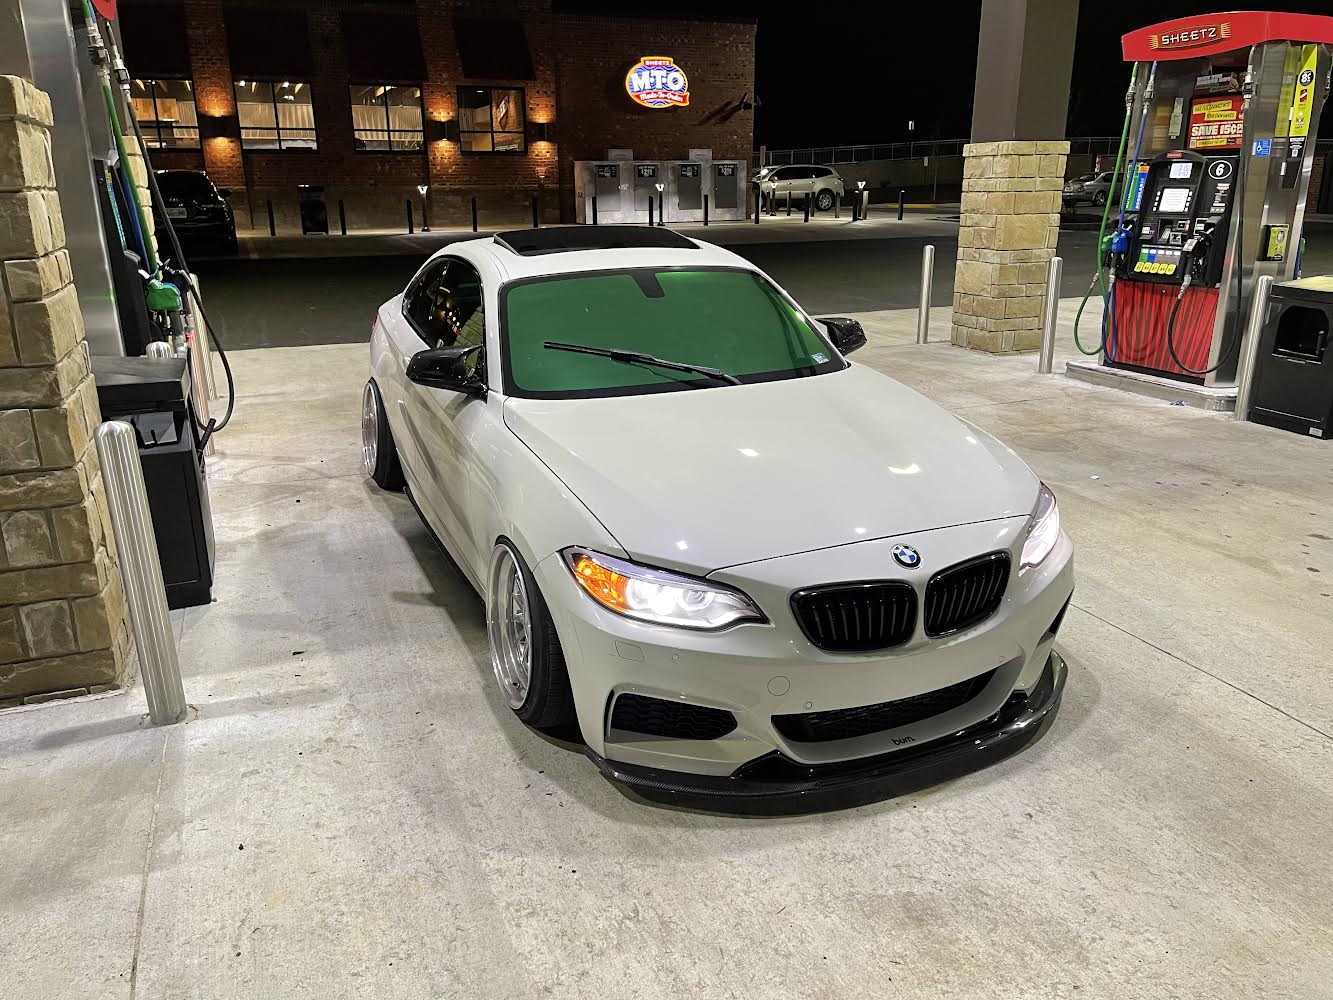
457;86;525;154
350;85;423;152
234;80;317;151
130;79;199;149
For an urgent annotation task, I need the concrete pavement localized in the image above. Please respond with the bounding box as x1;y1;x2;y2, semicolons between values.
3;300;1332;998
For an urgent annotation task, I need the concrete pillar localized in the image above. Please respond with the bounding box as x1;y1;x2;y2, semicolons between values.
0;75;130;706
952;0;1077;353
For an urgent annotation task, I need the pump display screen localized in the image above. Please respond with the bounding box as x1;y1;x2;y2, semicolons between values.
1158;187;1192;214
1169;162;1194;180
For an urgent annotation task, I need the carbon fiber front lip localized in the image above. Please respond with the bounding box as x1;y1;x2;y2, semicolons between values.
584;651;1067;815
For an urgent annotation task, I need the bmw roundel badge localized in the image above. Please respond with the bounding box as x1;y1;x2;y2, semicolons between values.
892;544;921;569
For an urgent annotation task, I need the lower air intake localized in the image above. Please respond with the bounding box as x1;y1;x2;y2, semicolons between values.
610;693;737;741
773;669;997;743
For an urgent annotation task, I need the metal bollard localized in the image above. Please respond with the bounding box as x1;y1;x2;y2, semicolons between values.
657;191;664;227
471;195;479;233
916;244;935;344
703;193;709;226
338;199;347;236
1037;255;1064;374
648;198;654;227
266;200;276;237
1233;274;1274;422
834;191;840;219
898;189;905;221
785;191;792;216
862;190;871;220
803;193;812;223
531;193;540;229
94;422;187;726
591;194;598;226
406;200;414;234
753;190;761;224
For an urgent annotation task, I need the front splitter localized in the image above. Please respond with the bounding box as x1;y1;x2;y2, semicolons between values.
584;651;1067;816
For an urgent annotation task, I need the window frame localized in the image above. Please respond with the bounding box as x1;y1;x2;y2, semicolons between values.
456;85;527;156
130;78;201;149
349;82;425;154
234;79;319;152
497;265;846;401
402;255;487;365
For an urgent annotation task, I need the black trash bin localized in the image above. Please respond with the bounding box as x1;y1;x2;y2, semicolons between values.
298;184;329;235
93;356;216;608
1249;276;1333;439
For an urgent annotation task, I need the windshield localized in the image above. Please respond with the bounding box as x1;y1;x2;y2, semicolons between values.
500;267;843;399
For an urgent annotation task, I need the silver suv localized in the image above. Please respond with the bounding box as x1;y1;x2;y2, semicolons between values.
753;164;845;212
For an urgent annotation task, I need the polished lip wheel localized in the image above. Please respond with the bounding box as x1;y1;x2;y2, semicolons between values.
361;382;379;476
488;546;532;710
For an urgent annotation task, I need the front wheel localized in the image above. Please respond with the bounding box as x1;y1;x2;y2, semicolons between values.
1092;191;1107;207
362;379;404;490
486;541;576;730
815;189;835;212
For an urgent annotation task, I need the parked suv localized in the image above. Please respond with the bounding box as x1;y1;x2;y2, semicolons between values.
151;169;238;256
1062;170;1121;208
753;164;845;212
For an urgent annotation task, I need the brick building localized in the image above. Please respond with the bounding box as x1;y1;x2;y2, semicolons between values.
117;0;757;231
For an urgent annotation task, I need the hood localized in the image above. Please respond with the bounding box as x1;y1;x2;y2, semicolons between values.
503;365;1038;573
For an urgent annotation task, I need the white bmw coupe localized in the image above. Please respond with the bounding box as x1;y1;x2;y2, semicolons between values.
364;226;1073;811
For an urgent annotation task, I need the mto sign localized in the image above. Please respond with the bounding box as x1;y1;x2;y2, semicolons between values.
626;57;690;108
1150;21;1231;51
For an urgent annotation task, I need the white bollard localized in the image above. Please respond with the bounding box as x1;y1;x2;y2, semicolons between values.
916;244;935;344
1233;274;1274;422
1037;255;1063;374
94;421;187;726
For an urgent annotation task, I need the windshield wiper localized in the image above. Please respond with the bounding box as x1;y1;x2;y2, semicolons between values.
542;341;742;386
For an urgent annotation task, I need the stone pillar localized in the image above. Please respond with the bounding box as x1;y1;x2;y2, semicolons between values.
951;141;1068;353
0;75;129;706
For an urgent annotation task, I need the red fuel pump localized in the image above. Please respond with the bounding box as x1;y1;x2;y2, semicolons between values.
1071;12;1332;393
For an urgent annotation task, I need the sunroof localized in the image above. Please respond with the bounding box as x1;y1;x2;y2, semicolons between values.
493;225;698;256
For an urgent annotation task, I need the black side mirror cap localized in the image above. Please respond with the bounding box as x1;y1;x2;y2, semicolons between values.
406;345;486;396
819;316;867;356
217;188;233;199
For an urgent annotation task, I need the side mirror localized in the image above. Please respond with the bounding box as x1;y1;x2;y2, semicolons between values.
406;345;486;396
217;188;233;199
819;317;867;356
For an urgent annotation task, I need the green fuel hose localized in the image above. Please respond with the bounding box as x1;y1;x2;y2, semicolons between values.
1072;64;1137;356
81;0;158;271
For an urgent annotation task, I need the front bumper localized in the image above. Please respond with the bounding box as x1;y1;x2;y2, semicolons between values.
586;650;1066;815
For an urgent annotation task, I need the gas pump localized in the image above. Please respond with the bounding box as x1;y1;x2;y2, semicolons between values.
1069;12;1333;395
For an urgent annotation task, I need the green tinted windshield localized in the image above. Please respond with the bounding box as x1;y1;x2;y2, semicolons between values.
501;268;842;398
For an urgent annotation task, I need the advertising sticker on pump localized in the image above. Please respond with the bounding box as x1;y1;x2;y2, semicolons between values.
1188;95;1244;150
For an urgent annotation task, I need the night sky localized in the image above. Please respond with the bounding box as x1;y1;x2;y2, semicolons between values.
563;1;1333;148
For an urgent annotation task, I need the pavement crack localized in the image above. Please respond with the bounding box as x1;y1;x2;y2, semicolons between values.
1071;602;1333;743
128;729;171;1000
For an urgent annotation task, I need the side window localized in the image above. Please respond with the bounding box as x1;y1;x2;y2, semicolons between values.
772;166;798;181
423;259;486;379
404;260;447;339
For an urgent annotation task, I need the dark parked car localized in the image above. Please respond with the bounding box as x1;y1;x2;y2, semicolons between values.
151;169;238;256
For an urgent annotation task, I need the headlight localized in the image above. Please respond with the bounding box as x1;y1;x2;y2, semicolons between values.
1020;483;1060;569
562;548;765;630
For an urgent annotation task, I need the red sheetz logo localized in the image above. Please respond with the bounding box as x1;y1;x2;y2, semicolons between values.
1150;22;1231;50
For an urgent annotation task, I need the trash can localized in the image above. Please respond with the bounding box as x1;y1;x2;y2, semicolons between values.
93;355;216;607
298;184;329;235
1249;276;1333;439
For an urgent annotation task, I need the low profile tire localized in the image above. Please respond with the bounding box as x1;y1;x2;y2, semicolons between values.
816;189;835;212
1092;191;1107;207
487;541;576;731
362;379;404;491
